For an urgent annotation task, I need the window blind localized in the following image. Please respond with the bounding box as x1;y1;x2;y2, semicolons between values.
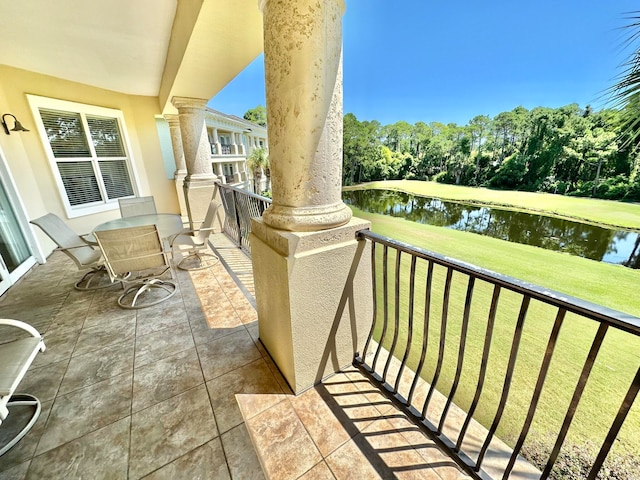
39;109;91;158
57;161;101;206
87;116;125;157
99;160;134;199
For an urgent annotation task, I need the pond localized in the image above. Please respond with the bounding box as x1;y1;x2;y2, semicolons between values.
342;189;640;269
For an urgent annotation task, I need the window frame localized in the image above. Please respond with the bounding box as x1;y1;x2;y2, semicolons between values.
27;95;142;218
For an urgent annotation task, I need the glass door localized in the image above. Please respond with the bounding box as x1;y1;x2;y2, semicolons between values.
0;150;36;295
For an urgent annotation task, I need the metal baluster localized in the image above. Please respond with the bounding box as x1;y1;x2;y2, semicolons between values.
587;365;640;480
542;323;609;478
371;244;389;372
438;276;475;435
476;295;530;471
455;285;500;452
360;239;377;361
503;308;566;479
382;250;402;383
394;255;417;394
407;260;434;405
421;267;453;419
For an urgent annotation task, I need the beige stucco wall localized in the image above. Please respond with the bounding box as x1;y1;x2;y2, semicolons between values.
0;65;178;256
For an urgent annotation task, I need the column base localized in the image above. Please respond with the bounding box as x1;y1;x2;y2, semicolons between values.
183;175;218;229
262;201;352;232
174;170;188;218
250;216;372;394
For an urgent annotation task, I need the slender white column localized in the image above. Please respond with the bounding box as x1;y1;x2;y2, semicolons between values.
260;0;350;232
172;97;217;228
212;128;222;155
230;132;238;155
164;115;187;176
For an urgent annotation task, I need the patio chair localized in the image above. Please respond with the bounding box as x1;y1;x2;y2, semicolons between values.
0;319;46;457
30;213;110;290
169;200;221;270
94;224;177;309
118;196;157;218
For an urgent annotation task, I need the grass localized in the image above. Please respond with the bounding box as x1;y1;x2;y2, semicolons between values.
346;186;640;464
345;180;640;231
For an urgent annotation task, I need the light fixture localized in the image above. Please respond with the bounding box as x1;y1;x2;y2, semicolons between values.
1;114;30;135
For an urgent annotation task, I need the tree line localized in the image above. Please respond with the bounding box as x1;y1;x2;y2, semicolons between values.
342;103;640;201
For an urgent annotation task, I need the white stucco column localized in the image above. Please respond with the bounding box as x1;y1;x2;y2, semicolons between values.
260;0;351;232
164;114;188;217
172;96;218;228
251;0;372;394
230;132;238;155
212;127;222;155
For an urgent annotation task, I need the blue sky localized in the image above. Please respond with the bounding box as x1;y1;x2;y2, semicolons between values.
208;1;635;126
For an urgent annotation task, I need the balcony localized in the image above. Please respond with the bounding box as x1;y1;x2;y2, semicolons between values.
1;187;637;479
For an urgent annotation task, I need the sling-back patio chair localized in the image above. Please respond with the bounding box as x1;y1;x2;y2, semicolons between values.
94;224;177;309
30;213;111;290
169;200;221;270
118;196;157;218
0;319;46;457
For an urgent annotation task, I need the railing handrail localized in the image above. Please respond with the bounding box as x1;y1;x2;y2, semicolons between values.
218;181;272;204
356;227;640;479
357;229;640;335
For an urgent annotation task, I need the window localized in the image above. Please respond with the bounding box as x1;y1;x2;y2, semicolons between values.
28;96;139;217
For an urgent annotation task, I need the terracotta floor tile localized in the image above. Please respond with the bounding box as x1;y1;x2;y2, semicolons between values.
36;373;132;455
197;329;262;381
207;358;286;434
289;385;356;457
142;437;230;480
298;461;336;480
129;384;218;479
132;347;204;412
27;417;130;479
245;400;321;480
221;423;265;480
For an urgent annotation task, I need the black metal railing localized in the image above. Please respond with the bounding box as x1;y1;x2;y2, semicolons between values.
354;229;640;480
217;182;271;255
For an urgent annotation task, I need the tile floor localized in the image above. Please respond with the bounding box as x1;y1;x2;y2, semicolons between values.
0;241;496;479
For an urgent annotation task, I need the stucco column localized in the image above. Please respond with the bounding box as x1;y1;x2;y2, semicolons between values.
164;114;188;218
260;0;351;232
251;0;372;394
172;97;218;228
230;132;238;155
212;127;222;155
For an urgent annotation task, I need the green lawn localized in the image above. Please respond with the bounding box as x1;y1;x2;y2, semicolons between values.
346;180;640;231
346;185;640;460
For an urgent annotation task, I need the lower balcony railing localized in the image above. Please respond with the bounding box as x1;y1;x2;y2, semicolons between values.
354;229;640;480
217;182;271;256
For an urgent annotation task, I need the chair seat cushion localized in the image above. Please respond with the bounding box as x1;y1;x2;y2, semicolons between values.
0;337;43;396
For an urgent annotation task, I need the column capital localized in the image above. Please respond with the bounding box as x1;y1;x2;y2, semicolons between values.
163;113;180;126
259;0;345;14
171;96;208;110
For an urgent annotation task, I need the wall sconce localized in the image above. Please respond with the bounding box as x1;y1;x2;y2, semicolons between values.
2;114;30;135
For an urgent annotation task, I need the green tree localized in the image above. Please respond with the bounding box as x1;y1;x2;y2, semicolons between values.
247;147;269;193
243;105;267;126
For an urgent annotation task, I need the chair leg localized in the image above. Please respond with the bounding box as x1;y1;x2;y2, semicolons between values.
177;249;219;271
0;394;41;457
74;266;114;291
117;279;177;309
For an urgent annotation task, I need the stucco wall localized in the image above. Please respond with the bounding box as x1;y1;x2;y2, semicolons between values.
0;65;178;256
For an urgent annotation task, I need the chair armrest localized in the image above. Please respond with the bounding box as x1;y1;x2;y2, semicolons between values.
80;233;97;245
0;319;42;339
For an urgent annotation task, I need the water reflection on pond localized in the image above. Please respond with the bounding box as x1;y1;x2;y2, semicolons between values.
342;189;640;269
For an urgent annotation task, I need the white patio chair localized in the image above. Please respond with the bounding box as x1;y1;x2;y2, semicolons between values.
0;319;46;457
169;200;221;270
30;213;111;290
94;224;177;309
118;196;157;218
